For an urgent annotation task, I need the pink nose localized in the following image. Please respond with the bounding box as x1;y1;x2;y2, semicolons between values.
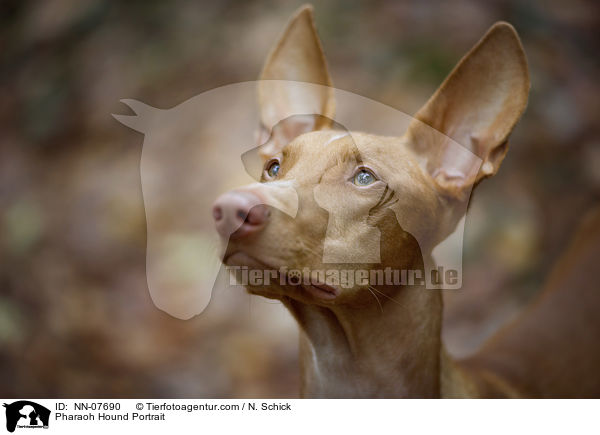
212;191;269;239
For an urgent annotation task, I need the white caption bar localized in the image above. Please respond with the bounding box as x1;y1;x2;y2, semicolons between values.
0;399;597;434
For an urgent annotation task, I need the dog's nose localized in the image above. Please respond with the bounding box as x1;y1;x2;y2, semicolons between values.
212;191;269;239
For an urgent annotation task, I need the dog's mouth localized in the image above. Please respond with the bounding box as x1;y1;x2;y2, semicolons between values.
223;251;339;301
304;281;338;300
223;250;274;269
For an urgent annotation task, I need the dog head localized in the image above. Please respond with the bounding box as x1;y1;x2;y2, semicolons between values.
213;5;529;307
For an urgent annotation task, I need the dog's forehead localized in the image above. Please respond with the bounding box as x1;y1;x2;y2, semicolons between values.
287;130;354;152
281;130;356;166
286;130;419;172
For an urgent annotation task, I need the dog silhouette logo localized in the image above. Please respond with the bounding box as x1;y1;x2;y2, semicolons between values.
3;401;50;433
113;81;475;319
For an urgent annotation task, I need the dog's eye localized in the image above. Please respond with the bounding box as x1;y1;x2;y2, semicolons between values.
353;169;376;186
266;160;280;178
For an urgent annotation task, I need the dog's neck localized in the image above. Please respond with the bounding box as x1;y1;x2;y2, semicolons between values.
283;283;454;398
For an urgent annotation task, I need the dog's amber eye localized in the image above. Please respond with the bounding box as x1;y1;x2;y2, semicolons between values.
353;169;376;186
266;160;280;178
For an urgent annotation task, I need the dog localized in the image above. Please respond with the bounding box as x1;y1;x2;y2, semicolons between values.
212;5;600;398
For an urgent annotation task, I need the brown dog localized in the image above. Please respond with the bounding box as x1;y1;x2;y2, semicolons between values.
212;5;600;398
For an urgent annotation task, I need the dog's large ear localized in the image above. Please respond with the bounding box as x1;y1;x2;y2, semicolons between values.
257;5;334;156
406;22;530;199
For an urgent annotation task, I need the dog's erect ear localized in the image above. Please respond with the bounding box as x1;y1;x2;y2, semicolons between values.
407;22;530;199
257;5;334;155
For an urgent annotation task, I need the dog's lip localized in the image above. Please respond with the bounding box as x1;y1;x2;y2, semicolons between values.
305;282;339;300
223;251;276;270
222;251;340;301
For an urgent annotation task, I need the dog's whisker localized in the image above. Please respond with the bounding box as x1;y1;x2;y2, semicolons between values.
367;287;384;314
368;285;405;309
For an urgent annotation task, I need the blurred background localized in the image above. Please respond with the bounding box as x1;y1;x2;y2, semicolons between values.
0;0;598;397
